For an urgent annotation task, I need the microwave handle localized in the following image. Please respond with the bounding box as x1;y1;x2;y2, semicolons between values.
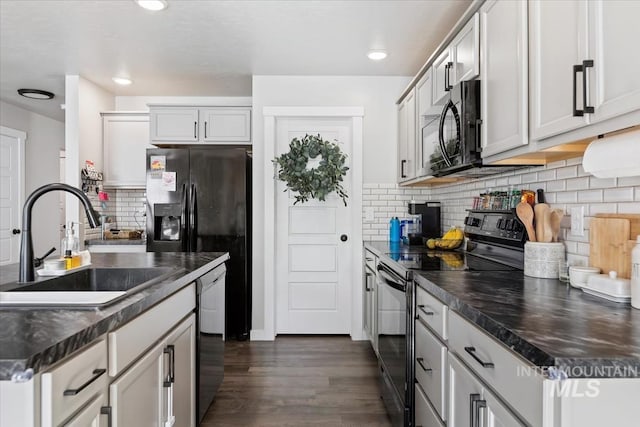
438;99;458;168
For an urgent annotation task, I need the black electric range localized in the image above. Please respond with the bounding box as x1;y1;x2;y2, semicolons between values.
376;210;526;427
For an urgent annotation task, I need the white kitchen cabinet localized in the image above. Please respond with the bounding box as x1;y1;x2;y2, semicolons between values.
588;0;640;123
200;107;251;143
398;88;417;183
447;354;484;427
150;108;200;142
432;13;479;108
450;13;480;87
63;392;108;427
165;314;196;427
480;0;529;158
41;339;108;427
432;48;453;106
149;106;252;144
363;249;377;352
109;338;164;427
483;387;525;427
102;112;152;188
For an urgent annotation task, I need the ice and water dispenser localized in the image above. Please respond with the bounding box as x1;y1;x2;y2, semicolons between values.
153;203;181;241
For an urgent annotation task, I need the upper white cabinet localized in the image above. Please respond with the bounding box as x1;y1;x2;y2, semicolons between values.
150;106;251;144
529;0;640;141
480;0;529;158
397;88;417;182
416;68;439;177
588;0;640;123
432;13;480;107
102;112;152;188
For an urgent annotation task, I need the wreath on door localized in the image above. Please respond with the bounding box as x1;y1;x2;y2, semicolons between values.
273;134;349;206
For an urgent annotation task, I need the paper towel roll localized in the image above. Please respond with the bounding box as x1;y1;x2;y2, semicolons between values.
582;129;640;178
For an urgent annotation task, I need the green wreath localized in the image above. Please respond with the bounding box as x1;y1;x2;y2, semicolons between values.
273;134;349;206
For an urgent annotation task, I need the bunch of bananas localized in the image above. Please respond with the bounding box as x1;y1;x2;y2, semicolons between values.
426;226;464;250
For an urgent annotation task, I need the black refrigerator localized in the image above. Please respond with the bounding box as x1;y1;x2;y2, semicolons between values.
146;147;252;340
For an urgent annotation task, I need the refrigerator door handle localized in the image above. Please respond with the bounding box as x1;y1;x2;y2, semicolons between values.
189;183;197;252
180;183;188;252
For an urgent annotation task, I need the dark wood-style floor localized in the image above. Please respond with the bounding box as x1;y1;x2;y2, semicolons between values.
201;336;392;426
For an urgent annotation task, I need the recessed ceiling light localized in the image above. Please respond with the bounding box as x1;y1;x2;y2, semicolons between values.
17;88;55;100
112;77;133;86
367;51;387;61
135;0;168;11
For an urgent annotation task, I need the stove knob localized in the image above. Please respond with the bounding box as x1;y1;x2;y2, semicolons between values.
513;221;522;232
464;217;472;225
472;218;481;227
497;218;503;229
505;219;514;231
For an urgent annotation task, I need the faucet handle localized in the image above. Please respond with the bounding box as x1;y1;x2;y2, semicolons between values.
34;247;56;268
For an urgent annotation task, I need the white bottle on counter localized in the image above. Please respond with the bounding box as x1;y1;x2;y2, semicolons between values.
631;235;640;309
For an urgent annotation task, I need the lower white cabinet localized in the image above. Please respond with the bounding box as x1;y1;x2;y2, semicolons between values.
363;249;378;353
62;392;109;427
109;338;164;427
165;314;196;427
447;354;524;427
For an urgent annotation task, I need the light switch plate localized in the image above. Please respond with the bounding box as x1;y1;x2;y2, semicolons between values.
570;206;584;236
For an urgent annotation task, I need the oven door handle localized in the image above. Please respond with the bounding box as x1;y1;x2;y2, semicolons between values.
377;264;407;292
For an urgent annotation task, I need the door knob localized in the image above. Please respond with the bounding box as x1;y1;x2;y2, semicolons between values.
12;229;20;235
340;234;348;242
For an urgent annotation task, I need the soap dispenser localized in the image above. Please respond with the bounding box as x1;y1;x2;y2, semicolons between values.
61;221;79;256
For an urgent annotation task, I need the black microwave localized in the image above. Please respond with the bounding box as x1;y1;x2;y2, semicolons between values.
420;80;483;177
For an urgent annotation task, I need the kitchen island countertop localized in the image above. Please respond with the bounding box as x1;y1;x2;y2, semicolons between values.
364;241;640;378
0;252;228;381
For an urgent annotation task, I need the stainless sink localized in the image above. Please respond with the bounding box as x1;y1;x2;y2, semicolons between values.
0;267;182;308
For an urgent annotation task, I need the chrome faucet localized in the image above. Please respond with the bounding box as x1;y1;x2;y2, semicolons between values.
19;183;101;282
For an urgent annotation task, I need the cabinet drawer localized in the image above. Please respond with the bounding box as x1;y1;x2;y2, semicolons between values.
41;339;108;427
415;319;447;421
448;310;543;426
416;285;448;340
414;383;444;427
109;284;195;377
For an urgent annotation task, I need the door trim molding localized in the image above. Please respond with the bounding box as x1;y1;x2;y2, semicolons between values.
256;107;364;341
0;126;27;265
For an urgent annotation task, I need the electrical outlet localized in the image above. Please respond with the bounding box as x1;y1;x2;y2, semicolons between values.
364;207;375;222
571;206;584;236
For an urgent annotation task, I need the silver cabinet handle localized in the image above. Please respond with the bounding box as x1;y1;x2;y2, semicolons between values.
194;121;197;139
100;406;112;427
204;121;208;139
417;304;434;316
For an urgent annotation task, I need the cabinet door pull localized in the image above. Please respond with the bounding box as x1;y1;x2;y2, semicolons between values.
163;345;176;387
100;406;113;427
446;61;454;91
416;357;432;373
464;346;494;368
582;60;594;114
204;121;208;139
417;304;434;316
194;121;197;139
401;159;407;178
63;368;106;396
470;393;486;427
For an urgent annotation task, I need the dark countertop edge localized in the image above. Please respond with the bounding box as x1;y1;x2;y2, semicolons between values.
363;242;640;379
0;253;229;380
413;273;640;379
85;239;145;246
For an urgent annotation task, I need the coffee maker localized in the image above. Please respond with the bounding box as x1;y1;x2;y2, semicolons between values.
407;201;441;245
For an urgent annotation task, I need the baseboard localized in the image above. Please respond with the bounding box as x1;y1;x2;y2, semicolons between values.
249;329;275;341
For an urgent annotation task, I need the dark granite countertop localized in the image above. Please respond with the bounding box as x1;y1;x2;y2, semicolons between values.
364;241;640;378
85;238;145;246
0;252;228;381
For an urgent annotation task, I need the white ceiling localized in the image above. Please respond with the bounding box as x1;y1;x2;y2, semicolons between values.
0;0;471;121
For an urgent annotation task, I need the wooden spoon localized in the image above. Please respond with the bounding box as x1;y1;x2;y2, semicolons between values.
534;203;551;243
549;209;564;242
516;202;536;242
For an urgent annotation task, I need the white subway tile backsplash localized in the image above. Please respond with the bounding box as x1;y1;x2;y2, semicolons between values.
566;177;589;191
546;180;566;192
577;190;603;203
537;170;556;181
618;176;640;187
589;177;616;189
556;166;578;179
617;202;640;214
557;191;578;203
604;188;634;202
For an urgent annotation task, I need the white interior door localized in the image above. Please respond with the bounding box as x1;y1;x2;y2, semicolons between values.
275;117;353;334
0;126;25;266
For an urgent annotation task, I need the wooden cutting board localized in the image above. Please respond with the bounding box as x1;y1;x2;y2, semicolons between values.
595;214;640;240
589;217;631;278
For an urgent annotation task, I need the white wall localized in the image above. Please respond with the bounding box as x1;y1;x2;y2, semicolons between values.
0;100;65;256
114;96;252;111
65;76;114;244
250;75;411;335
